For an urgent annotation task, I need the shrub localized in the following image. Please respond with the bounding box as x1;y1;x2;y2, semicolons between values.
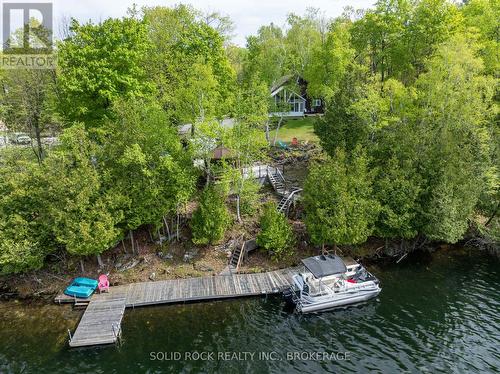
239;179;261;216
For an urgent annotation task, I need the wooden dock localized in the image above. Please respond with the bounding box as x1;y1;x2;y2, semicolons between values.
69;291;127;347
122;268;297;307
65;268;297;348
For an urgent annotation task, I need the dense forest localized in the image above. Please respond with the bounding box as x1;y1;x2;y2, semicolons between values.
0;0;498;275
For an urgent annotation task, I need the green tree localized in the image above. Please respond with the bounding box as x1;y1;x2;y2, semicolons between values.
304;19;354;103
191;186;231;245
351;0;462;84
1;68;58;162
414;36;495;243
238;178;262;217
225;121;267;221
285;9;324;77
374;156;421;239
0;152;51;274
350;0;411;84
314;62;370;156
57;17;153;128
303;147;380;251
40;125;122;269
102;100;196;247
0;236;43;275
462;0;500;76
191;119;227;186
256;202;295;261
406;0;463;78
243;24;287;87
143;5;236;124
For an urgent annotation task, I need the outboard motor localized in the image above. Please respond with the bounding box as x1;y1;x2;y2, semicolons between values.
303;282;309;295
283;288;296;303
282;287;300;312
283;274;307;309
353;266;380;285
353;266;369;282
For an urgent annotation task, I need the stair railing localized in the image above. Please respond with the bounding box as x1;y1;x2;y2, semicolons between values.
235;241;246;272
279;188;303;215
275;165;286;184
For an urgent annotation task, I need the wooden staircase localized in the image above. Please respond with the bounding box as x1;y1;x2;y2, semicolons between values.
277;188;302;215
223;166;302;276
227;239;246;273
267;165;302;216
267;166;287;196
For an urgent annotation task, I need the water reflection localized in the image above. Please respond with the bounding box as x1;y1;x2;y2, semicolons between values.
0;250;498;374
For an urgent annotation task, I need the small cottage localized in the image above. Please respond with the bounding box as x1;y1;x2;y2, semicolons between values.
270;75;323;117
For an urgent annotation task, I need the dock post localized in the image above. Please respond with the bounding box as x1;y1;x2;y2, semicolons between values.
112;323;122;345
67;329;73;343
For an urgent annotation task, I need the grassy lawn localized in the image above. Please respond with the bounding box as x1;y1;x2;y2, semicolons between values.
275;117;319;143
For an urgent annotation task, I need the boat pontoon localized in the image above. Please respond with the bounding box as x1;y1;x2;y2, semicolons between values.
283;254;381;313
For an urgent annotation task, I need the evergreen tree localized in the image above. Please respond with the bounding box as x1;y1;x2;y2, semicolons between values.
191;186;232;245
256;202;295;261
415;36;494;243
40;125;122;268
303;147;380;250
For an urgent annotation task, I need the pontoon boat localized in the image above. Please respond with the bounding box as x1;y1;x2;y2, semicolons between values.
283;254;381;313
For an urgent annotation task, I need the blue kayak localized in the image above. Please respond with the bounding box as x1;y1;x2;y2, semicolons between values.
64;277;98;299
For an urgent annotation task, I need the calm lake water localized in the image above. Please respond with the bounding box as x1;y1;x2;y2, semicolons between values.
0;249;499;374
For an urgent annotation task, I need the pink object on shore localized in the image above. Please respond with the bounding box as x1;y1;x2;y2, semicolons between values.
98;274;109;293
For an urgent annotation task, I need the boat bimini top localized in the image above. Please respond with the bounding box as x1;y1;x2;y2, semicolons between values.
301;254;347;279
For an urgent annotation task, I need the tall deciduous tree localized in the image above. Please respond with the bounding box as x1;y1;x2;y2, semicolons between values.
285;9;325;77
244;24;287;88
57;17;153;128
351;0;462;84
143;5;236;125
225;121;267;221
462;0;500;76
304;19;354;103
1;68;58;163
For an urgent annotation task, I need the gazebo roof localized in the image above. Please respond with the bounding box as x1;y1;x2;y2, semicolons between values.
212;146;231;160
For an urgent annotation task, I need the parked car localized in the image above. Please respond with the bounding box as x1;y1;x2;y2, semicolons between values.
9;133;31;145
